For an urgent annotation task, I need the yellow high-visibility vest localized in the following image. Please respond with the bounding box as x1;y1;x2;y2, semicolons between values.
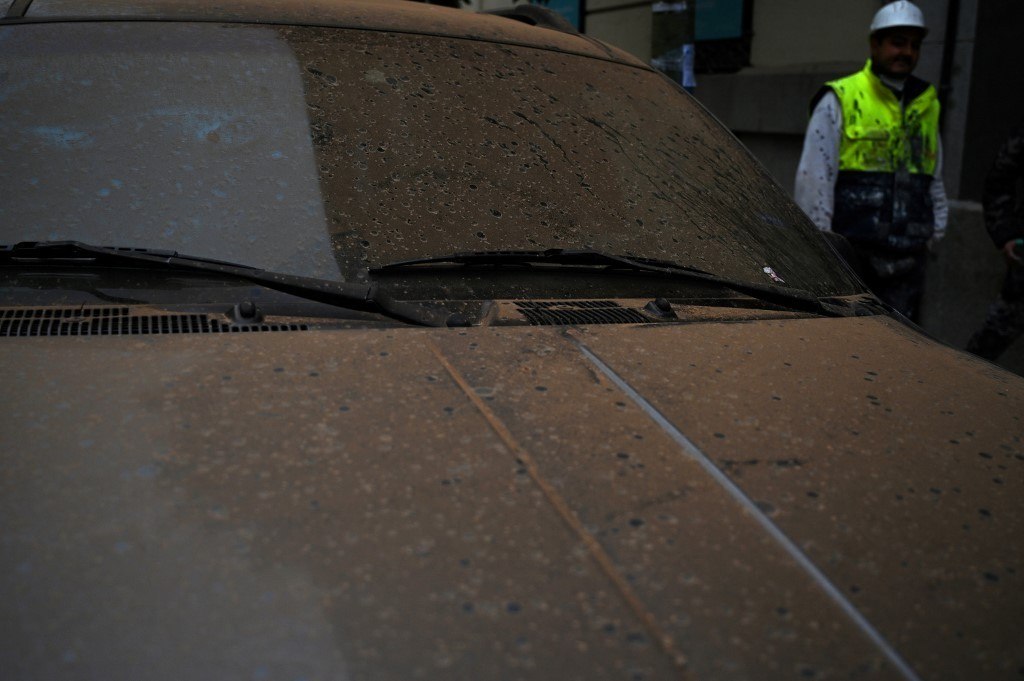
826;60;939;176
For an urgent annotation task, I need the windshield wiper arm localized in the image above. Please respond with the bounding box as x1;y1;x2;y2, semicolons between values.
376;248;852;317
0;241;450;326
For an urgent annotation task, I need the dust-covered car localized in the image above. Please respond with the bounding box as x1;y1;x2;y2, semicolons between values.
1;1;1022;679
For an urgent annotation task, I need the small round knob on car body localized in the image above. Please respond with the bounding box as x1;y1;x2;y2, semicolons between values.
231;300;264;323
644;297;676;318
238;300;257;319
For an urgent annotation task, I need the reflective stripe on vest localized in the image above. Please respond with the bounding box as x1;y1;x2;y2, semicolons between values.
827;60;939;176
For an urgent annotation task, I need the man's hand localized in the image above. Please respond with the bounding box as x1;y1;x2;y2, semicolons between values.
1002;238;1023;266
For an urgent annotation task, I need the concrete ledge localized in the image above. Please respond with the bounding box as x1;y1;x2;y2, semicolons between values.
695;63;860;135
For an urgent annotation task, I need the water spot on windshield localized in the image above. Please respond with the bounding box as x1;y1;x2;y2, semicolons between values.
29;126;94;149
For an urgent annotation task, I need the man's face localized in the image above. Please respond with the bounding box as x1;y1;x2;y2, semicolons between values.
870;27;924;78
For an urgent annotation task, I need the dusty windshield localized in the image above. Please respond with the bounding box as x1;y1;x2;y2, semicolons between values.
0;21;862;296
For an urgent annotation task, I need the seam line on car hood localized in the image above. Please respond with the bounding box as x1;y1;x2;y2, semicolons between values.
425;338;692;676
571;337;923;681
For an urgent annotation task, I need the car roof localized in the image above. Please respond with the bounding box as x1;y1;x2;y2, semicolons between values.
2;0;644;66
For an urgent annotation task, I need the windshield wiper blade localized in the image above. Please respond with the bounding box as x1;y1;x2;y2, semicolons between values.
0;241;450;327
379;248;709;273
376;248;851;317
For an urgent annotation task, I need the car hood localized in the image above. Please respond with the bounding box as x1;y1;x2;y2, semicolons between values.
3;314;1022;680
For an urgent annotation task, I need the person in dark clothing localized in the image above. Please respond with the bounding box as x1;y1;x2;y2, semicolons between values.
966;123;1024;360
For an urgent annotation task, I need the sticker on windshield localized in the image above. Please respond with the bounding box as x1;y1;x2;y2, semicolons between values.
762;266;785;284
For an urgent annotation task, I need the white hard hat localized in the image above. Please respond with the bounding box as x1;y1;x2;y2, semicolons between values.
870;1;928;35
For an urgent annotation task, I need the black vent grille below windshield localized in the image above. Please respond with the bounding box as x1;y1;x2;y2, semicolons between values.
516;300;650;325
0;307;308;337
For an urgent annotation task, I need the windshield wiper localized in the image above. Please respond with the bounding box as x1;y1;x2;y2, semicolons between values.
0;241;450;326
375;248;861;318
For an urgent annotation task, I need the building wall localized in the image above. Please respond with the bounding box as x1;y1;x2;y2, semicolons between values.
585;1;654;61
750;1;876;68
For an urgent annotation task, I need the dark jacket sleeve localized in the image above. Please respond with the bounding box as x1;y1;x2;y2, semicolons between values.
983;123;1024;248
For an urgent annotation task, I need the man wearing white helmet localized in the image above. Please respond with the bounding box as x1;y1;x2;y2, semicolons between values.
794;0;948;322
